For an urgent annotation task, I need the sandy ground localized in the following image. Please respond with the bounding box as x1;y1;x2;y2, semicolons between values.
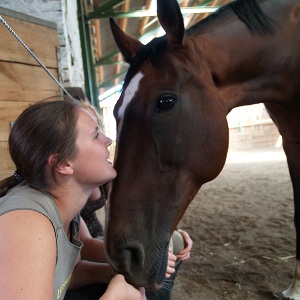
171;145;295;300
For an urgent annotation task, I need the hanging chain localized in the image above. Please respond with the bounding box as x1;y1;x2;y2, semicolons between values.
0;15;72;98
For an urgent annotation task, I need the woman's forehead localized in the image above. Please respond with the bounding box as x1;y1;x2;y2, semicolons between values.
79;107;98;125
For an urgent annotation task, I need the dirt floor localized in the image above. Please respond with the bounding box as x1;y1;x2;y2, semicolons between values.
171;145;295;300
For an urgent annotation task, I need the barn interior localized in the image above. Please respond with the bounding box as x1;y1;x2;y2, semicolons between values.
0;0;280;181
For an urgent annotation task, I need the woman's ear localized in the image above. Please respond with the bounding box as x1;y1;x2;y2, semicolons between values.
48;154;74;176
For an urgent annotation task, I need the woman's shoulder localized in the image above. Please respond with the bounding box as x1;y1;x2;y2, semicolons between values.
0;209;57;271
0;183;61;227
2;182;45;199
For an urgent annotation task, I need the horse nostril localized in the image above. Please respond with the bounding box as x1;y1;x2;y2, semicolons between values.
121;242;145;275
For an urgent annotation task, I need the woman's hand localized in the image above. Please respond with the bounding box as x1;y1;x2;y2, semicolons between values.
176;229;193;261
100;274;146;300
165;248;177;278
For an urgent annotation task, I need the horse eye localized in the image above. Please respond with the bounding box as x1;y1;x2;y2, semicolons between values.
156;96;176;112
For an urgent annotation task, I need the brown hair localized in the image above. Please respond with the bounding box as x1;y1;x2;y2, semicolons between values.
0;99;81;196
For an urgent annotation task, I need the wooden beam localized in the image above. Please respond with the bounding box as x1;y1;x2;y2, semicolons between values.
138;0;152;36
113;0;130;85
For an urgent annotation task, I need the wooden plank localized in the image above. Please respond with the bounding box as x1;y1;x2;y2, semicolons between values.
0;7;57;30
0;61;60;102
0;100;33;142
0;15;58;68
0;13;60;179
0;142;15;181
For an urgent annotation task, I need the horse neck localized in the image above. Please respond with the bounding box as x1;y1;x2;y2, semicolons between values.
190;0;300;113
198;34;281;111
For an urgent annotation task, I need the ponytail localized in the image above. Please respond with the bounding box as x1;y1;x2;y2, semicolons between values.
0;175;21;197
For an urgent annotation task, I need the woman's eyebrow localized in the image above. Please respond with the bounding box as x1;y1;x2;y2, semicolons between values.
90;126;99;137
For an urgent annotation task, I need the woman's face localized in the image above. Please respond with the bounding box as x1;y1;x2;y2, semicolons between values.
70;108;117;187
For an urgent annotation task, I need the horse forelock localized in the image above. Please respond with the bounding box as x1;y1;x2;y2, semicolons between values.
123;37;168;88
117;37;180;121
188;0;275;36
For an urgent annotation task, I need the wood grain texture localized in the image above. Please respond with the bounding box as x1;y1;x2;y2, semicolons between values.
0;15;58;68
0;13;59;180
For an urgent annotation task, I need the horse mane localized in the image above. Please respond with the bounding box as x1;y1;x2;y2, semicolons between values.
188;0;275;35
123;0;275;86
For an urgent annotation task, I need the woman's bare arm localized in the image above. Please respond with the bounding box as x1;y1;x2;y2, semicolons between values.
0;210;57;300
78;217;108;262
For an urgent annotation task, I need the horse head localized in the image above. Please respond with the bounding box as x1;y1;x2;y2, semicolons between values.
105;0;229;289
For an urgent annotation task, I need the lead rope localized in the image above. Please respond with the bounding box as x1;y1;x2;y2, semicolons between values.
0;15;73;99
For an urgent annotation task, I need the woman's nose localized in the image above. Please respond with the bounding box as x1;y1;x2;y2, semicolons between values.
104;135;112;147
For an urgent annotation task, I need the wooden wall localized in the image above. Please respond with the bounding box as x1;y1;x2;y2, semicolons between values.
0;9;60;180
229;122;280;151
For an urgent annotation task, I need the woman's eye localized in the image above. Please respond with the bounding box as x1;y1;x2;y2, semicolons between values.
156;96;176;112
94;132;100;139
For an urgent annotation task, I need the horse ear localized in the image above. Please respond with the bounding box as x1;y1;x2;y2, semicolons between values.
157;0;185;46
109;18;143;64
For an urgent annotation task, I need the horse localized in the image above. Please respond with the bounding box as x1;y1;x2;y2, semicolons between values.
104;0;300;298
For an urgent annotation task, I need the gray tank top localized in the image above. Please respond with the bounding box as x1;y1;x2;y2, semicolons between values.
0;182;83;299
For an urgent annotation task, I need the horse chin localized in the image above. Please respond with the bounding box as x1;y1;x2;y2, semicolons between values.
117;265;166;290
123;273;165;290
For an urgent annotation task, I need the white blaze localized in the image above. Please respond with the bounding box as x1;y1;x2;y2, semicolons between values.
118;72;144;119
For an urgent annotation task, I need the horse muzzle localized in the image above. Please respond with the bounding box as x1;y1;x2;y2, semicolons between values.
106;239;168;289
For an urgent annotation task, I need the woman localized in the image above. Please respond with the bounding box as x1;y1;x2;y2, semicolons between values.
0;99;158;299
78;99;107;239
